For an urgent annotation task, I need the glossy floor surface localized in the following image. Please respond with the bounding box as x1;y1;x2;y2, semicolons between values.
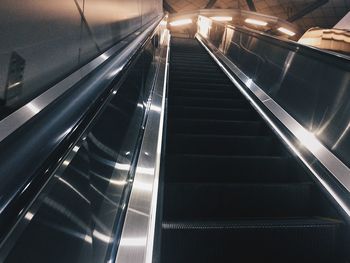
159;38;348;262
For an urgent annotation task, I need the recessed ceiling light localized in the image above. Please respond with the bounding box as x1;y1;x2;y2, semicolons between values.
278;27;296;36
169;19;192;27
210;16;233;22
245;18;268;26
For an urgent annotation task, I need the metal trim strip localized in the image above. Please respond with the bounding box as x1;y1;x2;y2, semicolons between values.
114;30;170;263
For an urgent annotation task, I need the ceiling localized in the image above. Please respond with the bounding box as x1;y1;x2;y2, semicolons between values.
164;0;350;32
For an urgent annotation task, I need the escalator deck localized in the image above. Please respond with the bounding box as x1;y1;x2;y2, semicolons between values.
159;38;347;263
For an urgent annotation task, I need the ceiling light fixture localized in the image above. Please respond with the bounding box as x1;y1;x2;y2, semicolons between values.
210;16;233;22
169;18;192;27
245;18;268;26
278;27;296;36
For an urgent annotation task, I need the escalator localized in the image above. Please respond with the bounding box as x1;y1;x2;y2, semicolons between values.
0;18;349;262
159;38;347;262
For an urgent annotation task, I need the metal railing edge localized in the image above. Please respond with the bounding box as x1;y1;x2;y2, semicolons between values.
114;29;170;263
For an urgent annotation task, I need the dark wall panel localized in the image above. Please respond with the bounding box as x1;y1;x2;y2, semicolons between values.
0;0;82;106
0;0;162;110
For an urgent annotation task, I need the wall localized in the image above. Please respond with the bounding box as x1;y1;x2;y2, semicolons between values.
0;0;162;109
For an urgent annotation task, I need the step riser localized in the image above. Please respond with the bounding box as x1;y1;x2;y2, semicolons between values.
169;84;234;91
163;183;315;220
168;90;241;99
164;155;305;183
161;224;344;263
167;135;285;156
169;98;249;108
167;121;266;135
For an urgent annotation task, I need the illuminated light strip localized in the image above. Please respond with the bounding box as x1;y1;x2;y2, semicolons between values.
169;18;192;27
196;36;350;217
278;27;296;36
245;18;268;26
210;16;233;22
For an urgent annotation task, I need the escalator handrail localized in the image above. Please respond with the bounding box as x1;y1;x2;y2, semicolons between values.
0;14;165;244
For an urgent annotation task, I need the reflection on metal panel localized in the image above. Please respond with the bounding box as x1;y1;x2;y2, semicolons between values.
0;0;162;117
0;18;163;251
198;18;350;169
196;19;350;218
0;25;165;262
3;52;25;106
0;0;82;109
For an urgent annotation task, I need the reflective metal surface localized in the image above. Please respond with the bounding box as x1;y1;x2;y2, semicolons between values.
196;24;350;216
202;19;350;168
0;0;162;114
0;19;168;263
0;16;164;246
0;39;127;143
115;27;170;263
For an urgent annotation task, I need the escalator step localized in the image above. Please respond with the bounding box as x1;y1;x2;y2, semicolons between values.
169;83;234;91
168;89;240;98
170;70;227;76
168;106;258;120
168;119;267;134
170;77;232;85
167;119;266;135
171;58;213;63
163;182;316;220
161;218;344;263
171;68;223;74
169;97;249;108
170;72;226;79
171;65;219;71
167;134;285;156
164;155;307;183
170;75;230;83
